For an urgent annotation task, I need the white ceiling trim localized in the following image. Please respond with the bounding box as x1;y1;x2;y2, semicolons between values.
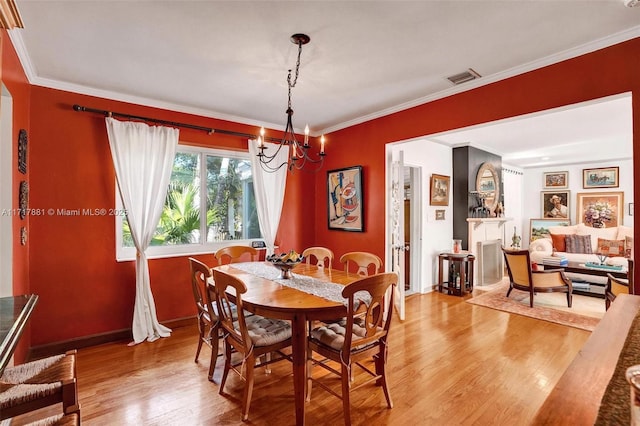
321;26;640;134
8;25;640;137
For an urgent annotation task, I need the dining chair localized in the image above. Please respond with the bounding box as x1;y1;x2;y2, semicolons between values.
306;272;398;426
0;350;80;422
340;251;382;276
303;246;334;269
188;257;220;381
502;248;573;308
605;272;629;310
214;246;258;265
212;269;293;421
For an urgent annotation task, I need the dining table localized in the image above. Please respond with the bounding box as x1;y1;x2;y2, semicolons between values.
212;261;360;426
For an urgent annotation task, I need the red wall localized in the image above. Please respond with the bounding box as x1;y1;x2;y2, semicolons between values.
3;32;640;348
1;30;32;361
24;88;313;346
315;38;640;268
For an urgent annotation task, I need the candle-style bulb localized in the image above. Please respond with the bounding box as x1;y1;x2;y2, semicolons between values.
304;125;309;147
320;134;325;154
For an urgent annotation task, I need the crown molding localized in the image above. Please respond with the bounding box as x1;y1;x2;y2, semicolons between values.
7;25;640;137
0;0;22;29
320;26;640;135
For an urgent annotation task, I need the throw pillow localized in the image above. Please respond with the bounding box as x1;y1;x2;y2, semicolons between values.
626;236;634;258
596;238;625;257
550;233;567;252
565;234;593;254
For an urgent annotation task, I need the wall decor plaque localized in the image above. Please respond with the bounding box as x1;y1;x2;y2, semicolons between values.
19;180;28;220
18;129;27;174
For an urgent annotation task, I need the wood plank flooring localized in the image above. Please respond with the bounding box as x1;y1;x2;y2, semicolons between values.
11;290;590;425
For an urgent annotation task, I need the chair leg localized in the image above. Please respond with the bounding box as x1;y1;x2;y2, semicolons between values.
195;317;206;362
306;352;313;402
341;363;352;426
219;340;232;394
242;355;256;421
375;347;393;408
208;325;220;382
567;291;572;308
506;285;513;297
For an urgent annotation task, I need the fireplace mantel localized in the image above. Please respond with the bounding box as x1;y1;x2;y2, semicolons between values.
466;217;513;285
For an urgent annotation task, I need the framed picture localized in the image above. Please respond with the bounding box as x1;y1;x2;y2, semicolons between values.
435;209;445;220
543;171;568;189
530;218;571;241
582;167;619;188
541;190;570;219
576;191;624;228
429;174;450;206
327;166;363;232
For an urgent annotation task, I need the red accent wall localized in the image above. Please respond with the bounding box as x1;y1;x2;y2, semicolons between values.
1;29;32;362
2;32;639;348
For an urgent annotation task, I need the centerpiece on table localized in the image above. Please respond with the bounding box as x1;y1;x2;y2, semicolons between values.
266;250;305;279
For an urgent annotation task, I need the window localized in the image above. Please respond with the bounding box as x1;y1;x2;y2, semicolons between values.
116;145;261;261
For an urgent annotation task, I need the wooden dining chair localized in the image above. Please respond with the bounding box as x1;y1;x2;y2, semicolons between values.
188;257;220;381
303;246;334;269
502;248;573;308
340;251;382;276
213;246;258;265
212;269;293;421
605;273;629;310
306;272;398;426
0;350;80;422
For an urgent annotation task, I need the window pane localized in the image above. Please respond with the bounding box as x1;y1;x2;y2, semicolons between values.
122;152;201;247
206;155;258;242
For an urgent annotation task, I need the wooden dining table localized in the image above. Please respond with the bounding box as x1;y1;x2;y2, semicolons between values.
212;262;360;426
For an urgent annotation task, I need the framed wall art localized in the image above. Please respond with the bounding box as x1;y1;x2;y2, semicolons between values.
530;218;571;241
19;180;28;220
576;191;624;228
541;190;570;219
582;166;619;189
18;129;27;174
327;166;363;232
429;174;450;206
543;171;568;189
435;209;445;220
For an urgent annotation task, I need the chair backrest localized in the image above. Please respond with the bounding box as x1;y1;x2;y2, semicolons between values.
502;248;533;288
188;257;216;320
607;273;630;297
214;246;258;265
340;251;383;276
302;246;334;269
212;269;252;352
340;272;398;357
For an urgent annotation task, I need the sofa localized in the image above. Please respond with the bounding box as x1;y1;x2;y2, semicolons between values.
529;223;633;284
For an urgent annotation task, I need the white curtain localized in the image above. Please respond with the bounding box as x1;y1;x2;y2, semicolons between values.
105;117;178;344
248;140;288;255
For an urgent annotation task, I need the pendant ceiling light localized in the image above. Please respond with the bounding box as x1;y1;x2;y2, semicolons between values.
257;33;326;173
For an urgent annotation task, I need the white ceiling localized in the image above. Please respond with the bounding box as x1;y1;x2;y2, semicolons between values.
8;1;640;168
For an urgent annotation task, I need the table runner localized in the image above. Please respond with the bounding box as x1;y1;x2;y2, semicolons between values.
229;262;363;305
595;310;640;425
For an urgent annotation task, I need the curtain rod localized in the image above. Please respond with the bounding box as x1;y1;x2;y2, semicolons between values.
72;104;265;140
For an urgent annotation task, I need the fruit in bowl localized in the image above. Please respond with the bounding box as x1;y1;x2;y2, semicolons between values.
266;250;305;278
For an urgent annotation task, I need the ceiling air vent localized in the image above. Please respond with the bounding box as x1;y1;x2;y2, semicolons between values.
447;68;481;85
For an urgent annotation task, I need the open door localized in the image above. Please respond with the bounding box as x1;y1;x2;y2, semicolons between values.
390;151;406;320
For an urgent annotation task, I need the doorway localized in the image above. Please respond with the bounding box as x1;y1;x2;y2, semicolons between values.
404;165;421;295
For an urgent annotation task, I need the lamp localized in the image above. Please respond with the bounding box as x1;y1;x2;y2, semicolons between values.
257;33;326;173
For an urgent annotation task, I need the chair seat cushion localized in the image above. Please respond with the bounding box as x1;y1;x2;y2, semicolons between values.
241;315;291;347
310;317;375;351
0;353;74;384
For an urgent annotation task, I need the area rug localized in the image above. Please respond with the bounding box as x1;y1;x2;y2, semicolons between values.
467;282;605;331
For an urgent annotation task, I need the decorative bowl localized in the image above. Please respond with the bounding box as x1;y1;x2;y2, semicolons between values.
266;252;305;279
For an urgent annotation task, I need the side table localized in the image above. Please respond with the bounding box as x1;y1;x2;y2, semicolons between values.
438;252;475;296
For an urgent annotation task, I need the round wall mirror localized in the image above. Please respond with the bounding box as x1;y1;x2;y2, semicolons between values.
475;162;500;213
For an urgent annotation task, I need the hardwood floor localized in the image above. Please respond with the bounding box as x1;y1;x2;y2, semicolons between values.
11;290;590;425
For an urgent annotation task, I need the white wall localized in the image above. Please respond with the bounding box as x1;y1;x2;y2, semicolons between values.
521;159;634;247
390;140;452;293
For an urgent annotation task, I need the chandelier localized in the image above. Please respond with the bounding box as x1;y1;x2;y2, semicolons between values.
257;33;326;173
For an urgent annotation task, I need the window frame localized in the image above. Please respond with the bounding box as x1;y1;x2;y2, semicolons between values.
115;144;262;261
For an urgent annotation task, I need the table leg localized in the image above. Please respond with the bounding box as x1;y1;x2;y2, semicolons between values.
292;313;307;425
